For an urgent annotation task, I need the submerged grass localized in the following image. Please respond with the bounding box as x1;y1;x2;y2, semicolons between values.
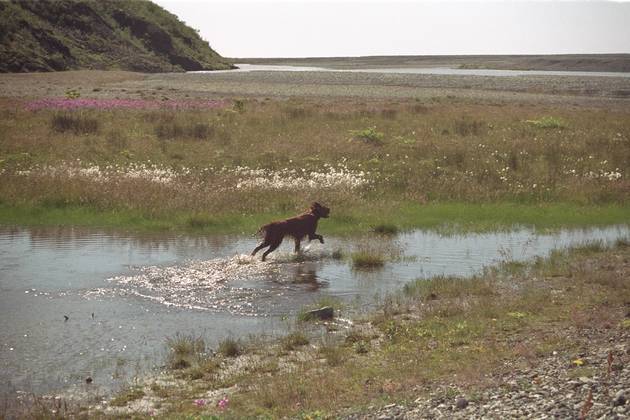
351;251;386;269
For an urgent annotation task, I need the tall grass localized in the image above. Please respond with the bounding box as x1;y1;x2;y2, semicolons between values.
165;333;206;369
50;113;99;134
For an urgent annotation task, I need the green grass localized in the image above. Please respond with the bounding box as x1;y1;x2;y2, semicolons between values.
0;201;627;235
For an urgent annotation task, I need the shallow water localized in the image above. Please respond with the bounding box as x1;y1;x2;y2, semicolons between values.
194;63;630;78
1;225;628;397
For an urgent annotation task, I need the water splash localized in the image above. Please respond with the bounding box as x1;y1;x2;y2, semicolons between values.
97;248;336;314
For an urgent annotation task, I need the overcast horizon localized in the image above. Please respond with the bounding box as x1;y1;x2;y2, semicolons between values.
153;1;630;58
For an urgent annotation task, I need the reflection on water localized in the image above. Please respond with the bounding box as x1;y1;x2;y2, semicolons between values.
0;225;628;397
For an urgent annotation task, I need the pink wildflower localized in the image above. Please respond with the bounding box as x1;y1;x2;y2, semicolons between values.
217;396;229;410
25;98;229;111
194;399;206;407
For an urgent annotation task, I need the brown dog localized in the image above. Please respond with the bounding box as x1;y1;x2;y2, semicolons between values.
251;202;330;261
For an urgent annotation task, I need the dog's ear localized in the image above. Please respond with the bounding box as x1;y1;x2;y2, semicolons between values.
310;202;320;211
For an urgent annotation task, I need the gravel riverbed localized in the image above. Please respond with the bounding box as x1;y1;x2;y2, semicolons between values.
347;328;629;419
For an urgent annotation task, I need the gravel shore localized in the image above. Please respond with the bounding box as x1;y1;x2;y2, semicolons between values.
346;328;629;419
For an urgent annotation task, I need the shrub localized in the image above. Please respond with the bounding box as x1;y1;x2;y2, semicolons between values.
155;121;214;140
218;337;243;357
319;342;345;367
281;332;310;351
65;88;80;99
50;113;99;134
285;107;311;119
233;99;245;113
409;103;429;114
353;340;369;354
454;119;484;136
165;333;205;370
381;108;398;119
350;126;384;143
155;121;184;140
191;123;214;140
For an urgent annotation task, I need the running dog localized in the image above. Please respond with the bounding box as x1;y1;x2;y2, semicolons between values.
251;202;330;261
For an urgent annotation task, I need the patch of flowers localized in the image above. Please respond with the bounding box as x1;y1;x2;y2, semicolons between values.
25;98;229;111
230;164;370;191
11;161;371;191
16;162;181;185
584;169;623;181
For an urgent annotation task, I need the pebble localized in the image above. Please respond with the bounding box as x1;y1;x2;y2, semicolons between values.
613;390;626;407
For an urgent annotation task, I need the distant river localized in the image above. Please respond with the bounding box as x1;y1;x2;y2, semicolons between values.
191;63;630;78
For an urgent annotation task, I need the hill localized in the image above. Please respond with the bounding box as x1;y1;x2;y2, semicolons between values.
0;0;234;73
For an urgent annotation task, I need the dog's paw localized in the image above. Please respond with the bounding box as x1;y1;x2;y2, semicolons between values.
319;238;325;244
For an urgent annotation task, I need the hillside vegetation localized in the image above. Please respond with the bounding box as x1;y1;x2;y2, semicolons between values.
0;0;233;73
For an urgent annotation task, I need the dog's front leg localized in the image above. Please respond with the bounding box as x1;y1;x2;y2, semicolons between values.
309;233;324;244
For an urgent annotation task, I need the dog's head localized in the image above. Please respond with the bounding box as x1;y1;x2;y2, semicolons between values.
310;202;330;218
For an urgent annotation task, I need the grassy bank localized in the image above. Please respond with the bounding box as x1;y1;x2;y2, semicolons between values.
0;202;628;235
1;97;628;233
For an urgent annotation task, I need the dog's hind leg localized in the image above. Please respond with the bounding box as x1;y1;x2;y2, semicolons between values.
262;240;282;261
294;238;301;254
251;241;269;256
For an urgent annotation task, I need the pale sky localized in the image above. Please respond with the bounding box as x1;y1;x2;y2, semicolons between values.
153;1;630;58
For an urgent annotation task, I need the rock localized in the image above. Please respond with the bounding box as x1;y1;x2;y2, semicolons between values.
456;398;469;409
613;390;626;407
85;376;93;384
303;306;334;321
